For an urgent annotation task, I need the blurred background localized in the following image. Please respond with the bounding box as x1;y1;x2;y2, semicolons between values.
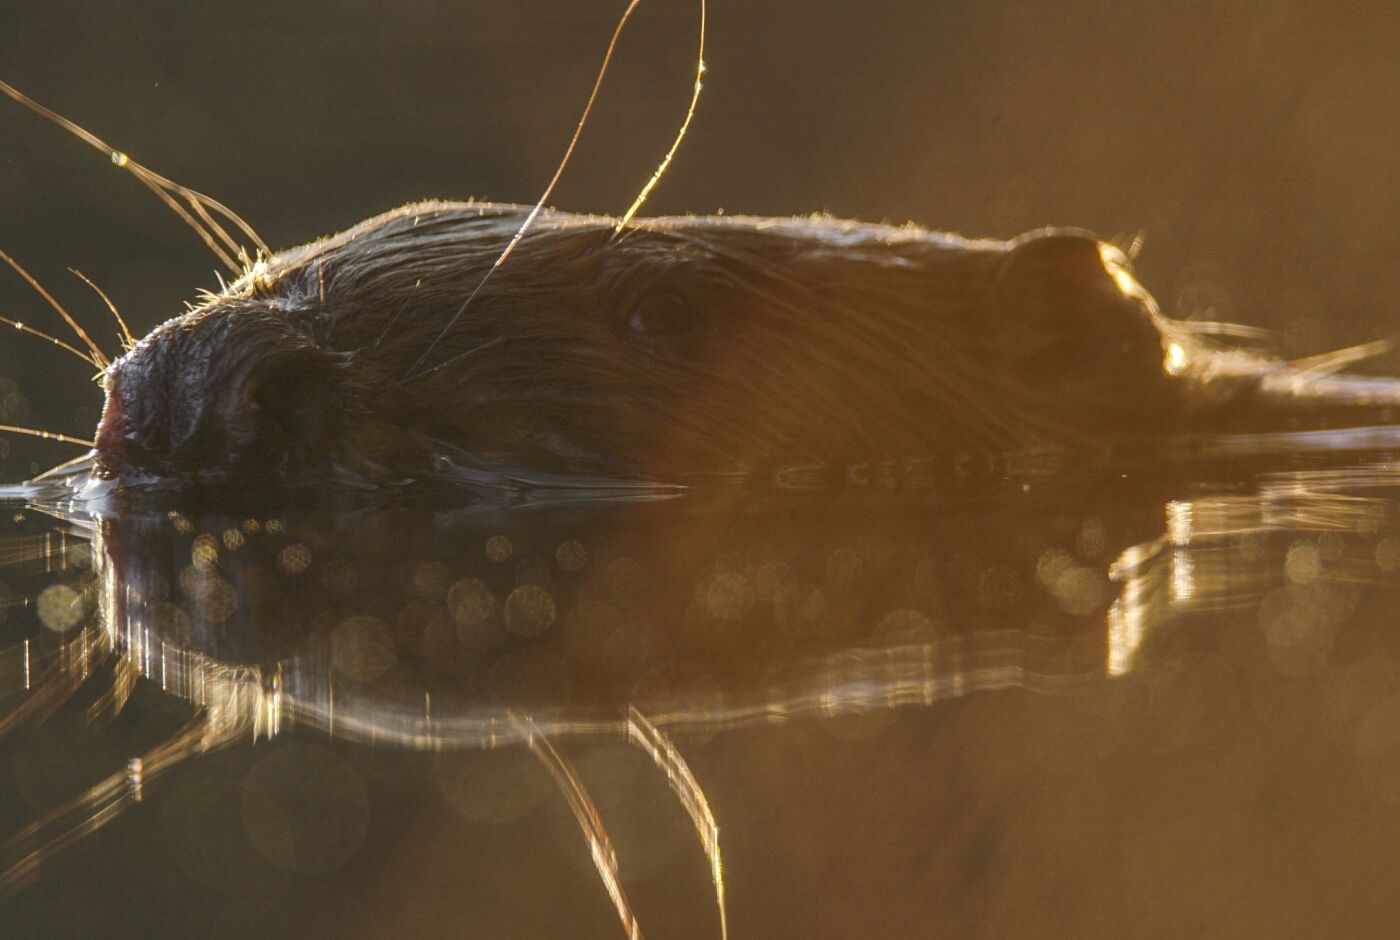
3;1;1400;477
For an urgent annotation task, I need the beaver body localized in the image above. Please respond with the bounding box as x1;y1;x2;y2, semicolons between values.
92;202;1400;486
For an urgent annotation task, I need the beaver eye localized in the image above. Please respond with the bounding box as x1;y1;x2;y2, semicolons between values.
626;294;696;339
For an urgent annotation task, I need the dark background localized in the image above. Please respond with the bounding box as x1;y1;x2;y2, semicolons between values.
1;0;1399;473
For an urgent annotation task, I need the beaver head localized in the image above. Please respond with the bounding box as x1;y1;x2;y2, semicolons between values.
92;202;1204;485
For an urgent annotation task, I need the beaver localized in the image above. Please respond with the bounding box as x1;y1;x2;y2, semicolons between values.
91;200;1400;487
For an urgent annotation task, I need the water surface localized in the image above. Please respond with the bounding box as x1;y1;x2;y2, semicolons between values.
2;450;1400;938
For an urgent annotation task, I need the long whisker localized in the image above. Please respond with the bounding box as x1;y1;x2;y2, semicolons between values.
127;161;269;262
615;0;707;230
68;269;135;351
1288;338;1392;381
0;424;94;448
0;249;109;368
389;336;505;388
185;194;247;263
0;78;269;272
401;0;644;381
0;314;101;368
133;173;239;273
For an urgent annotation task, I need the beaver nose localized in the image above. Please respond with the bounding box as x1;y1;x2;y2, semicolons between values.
95;371;126;464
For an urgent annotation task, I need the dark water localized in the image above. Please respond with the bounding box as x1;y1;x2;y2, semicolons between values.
5;0;1400;482
2;446;1400;938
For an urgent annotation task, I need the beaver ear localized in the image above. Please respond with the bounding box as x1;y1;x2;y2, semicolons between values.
236;350;348;456
998;229;1120;317
993;229;1156;377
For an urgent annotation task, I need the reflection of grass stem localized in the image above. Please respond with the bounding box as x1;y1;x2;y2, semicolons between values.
0;626;109;737
0;709;228;898
81;655;140;730
628;706;728;940
517;712;644;940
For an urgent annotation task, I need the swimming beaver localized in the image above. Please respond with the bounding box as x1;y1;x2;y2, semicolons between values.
92;201;1400;486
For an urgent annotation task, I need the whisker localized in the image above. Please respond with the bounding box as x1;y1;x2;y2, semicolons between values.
361;293;416;359
69;269;135;351
0;78;269;272
133;174;240;273
615;0;707;230
1170;318;1274;342
0;424;94;448
0;314;101;368
127;162;269;261
184;191;247;261
0;249;109;368
1113;229;1146;261
388;336;505;388
1288;338;1392;381
401;0;645;381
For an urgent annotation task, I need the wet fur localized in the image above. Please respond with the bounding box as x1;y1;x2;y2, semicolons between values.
102;201;1198;483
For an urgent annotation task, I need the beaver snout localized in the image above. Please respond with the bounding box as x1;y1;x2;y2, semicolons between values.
94;369;126;476
92;308;360;482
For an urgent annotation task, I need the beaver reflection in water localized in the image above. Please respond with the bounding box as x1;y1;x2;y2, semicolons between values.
92;201;1400;485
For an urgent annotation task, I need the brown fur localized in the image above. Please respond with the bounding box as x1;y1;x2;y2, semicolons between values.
94;201;1382;485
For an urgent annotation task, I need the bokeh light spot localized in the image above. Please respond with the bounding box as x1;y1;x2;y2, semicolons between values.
36;583;84;632
555;539;589;572
331;614;396;682
277;543;312;575
504;584;557;637
485;534;513;562
191;533;219;572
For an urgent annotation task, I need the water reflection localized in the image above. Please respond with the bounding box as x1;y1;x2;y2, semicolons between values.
3;455;1400;935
